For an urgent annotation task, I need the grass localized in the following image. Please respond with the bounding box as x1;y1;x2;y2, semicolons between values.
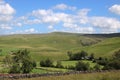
60;60;97;68
0;32;120;62
18;71;120;80
0;33;100;61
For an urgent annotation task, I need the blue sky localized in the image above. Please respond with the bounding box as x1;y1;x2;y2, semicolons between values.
0;0;120;34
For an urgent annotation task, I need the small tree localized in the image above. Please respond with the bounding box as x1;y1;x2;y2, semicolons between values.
67;51;73;60
89;53;94;60
75;61;89;71
32;61;37;68
55;61;63;68
21;59;34;73
80;50;88;59
113;49;120;60
4;49;35;73
40;60;45;67
45;58;53;67
40;58;53;67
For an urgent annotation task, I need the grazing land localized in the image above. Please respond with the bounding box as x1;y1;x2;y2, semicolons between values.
0;32;120;61
0;32;120;80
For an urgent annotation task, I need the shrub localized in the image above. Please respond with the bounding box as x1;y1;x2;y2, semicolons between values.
40;58;53;67
55;61;63;68
94;64;101;70
5;49;35;73
75;61;90;71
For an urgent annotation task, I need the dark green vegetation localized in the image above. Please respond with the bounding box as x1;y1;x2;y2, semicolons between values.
3;49;36;73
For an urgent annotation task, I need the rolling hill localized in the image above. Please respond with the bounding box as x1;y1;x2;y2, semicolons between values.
0;32;120;61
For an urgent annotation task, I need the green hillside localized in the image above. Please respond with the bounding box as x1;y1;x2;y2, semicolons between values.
0;32;120;61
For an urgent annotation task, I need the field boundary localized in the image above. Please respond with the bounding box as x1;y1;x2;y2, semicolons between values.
0;70;119;80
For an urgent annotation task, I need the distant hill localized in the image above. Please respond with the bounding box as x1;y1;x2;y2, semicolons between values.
0;32;120;61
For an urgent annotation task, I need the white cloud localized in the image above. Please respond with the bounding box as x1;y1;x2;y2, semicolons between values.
109;4;120;15
0;0;15;30
25;19;41;24
0;15;13;22
0;1;15;15
63;23;78;28
2;3;120;34
53;3;76;10
25;28;36;33
77;9;90;16
30;7;120;33
0;24;12;30
48;25;53;29
90;17;120;29
75;27;94;33
11;28;38;34
32;9;53;17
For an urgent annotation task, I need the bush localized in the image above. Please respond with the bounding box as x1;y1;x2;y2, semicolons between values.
97;58;108;66
9;63;21;73
94;64;101;70
32;61;37;68
67;50;88;60
75;61;90;71
40;58;53;67
5;49;35;73
55;61;63;68
108;60;120;70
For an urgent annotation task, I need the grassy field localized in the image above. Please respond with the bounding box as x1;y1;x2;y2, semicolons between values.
0;32;120;62
59;60;96;68
18;71;120;80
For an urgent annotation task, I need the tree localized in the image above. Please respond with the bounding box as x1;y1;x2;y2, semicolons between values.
67;51;73;60
21;59;34;73
113;49;120;60
40;60;45;67
4;49;35;73
102;50;120;70
45;58;53;67
32;61;37;68
55;61;63;68
80;50;88;59
89;53;94;60
67;50;88;60
97;58;108;66
75;61;89;71
40;58;53;67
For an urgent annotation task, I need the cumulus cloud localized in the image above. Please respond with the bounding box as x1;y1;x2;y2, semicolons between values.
109;4;120;15
0;24;12;30
48;25;53;29
1;2;120;34
53;3;76;10
11;28;38;34
0;0;15;30
90;17;120;33
90;17;120;29
0;2;15;15
75;27;94;33
25;28;36;33
27;6;120;33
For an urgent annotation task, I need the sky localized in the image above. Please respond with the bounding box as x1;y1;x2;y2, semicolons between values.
0;0;120;35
